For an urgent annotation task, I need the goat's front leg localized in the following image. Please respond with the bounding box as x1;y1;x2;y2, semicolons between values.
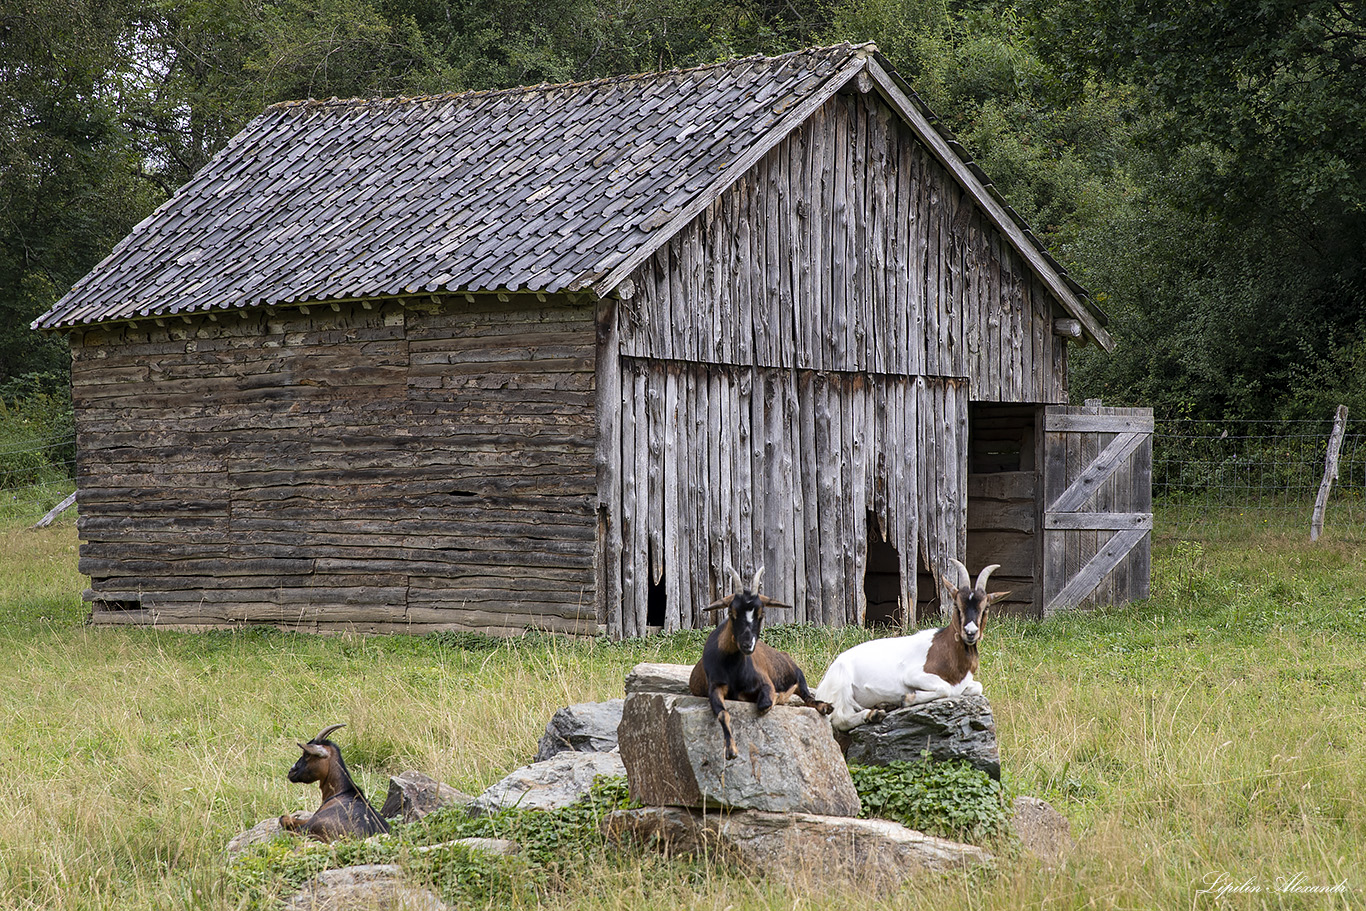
753;676;776;714
279;813;309;833
898;672;954;707
708;683;738;760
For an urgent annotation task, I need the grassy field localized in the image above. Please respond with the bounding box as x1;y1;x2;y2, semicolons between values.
0;506;1362;910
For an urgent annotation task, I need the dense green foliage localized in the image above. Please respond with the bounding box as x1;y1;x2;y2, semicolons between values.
850;756;1009;844
3;0;1363;420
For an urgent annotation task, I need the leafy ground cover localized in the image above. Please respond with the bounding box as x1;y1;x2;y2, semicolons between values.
0;506;1362;909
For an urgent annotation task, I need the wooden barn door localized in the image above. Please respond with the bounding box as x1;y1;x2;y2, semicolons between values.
1042;403;1153;615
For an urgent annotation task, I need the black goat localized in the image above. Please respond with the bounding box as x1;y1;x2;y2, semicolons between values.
688;567;831;759
280;723;390;842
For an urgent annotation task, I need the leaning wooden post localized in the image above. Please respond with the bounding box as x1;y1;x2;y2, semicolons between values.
29;491;77;531
1310;405;1350;542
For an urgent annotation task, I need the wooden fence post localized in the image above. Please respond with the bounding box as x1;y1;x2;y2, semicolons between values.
1310;405;1350;542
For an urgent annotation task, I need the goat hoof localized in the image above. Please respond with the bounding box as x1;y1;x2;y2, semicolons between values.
815;701;834;716
869;709;887;724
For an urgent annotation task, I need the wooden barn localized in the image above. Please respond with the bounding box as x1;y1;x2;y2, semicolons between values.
34;43;1153;636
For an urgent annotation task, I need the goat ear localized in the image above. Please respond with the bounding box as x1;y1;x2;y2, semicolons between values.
940;573;960;598
704;594;735;612
984;590;1011;607
300;742;330;758
758;595;791;611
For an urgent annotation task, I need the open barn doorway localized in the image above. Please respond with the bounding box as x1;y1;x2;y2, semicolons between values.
864;511;903;627
967;403;1043;618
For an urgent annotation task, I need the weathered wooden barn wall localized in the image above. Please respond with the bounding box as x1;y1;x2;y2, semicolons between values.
617;90;1068;399
602;360;966;635
604;88;1065;633
72;294;601;634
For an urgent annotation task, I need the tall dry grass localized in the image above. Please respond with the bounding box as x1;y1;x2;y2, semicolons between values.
0;511;1362;909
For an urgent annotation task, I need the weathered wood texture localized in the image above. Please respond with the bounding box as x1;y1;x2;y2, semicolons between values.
620;91;1067;403
1042;404;1153;614
604;358;967;635
71;296;602;634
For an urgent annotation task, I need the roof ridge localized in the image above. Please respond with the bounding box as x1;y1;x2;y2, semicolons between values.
265;42;877;114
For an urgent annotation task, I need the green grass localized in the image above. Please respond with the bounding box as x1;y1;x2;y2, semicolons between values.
0;506;1363;909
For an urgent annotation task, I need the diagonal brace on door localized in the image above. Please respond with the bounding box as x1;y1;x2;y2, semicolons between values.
1047;431;1148;514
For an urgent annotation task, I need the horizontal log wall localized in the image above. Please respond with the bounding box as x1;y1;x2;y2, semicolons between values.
605;359;966;636
620;89;1068;403
71;295;601;634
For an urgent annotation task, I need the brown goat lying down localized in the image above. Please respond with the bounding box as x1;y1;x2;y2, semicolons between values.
689;567;831;760
280;724;390;842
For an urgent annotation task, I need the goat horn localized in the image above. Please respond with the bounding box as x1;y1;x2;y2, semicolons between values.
974;564;1001;592
313;723;346;742
728;566;743;592
751;565;765;592
949;559;971;590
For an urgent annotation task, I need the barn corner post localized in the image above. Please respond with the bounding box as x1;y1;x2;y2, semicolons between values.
593;293;623;636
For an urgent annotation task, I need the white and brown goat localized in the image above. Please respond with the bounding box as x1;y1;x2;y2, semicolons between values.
814;560;1009;733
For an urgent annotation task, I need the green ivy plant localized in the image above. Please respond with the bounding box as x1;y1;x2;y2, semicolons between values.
849;755;1009;845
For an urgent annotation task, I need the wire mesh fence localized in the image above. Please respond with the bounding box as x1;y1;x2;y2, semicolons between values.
1;432;77;522
1154;414;1366;542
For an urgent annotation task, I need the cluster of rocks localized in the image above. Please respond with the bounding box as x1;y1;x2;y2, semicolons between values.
227;662;1072;907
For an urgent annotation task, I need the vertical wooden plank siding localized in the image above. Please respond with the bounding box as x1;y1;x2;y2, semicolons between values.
606;360;965;629
619;92;1065;403
75;295;601;634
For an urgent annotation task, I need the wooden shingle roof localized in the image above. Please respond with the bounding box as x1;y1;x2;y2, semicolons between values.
34;42;1110;347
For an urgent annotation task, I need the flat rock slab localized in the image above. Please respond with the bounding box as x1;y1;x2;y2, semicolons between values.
469;750;625;816
618;692;859;816
282;864;448;911
838;694;1001;779
604;807;992;894
534;699;624;761
623;663;694;696
381;771;474;823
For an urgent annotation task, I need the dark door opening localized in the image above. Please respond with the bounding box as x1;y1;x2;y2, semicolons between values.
864;511;903;627
646;544;667;629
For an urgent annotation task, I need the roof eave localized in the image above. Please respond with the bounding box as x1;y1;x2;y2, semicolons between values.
861;56;1114;352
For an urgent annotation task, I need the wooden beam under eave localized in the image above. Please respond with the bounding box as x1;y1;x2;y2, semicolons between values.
863;58;1115;352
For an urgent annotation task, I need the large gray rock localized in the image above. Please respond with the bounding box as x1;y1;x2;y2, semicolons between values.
603;807;992;894
534;700;624;761
381;771;474;823
838;695;1001;779
623;663;694;696
617;692;859;817
1012;796;1074;865
282;864;448;911
468;750;625;816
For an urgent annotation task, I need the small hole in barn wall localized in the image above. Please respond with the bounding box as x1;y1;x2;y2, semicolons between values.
863;511;903;628
647;570;667;629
